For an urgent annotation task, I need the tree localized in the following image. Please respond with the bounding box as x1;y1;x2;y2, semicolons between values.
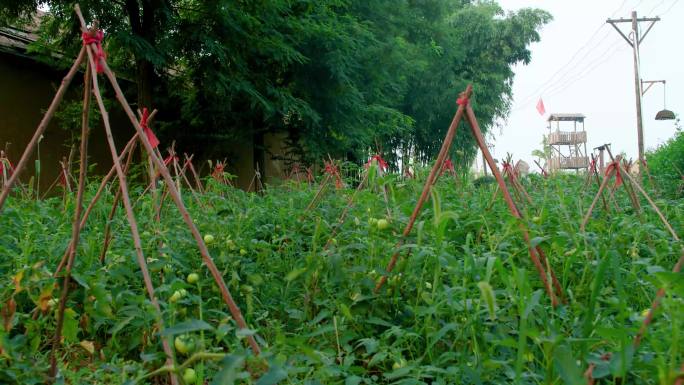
1;0;551;169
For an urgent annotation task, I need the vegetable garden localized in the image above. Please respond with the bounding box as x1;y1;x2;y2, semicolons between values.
2;157;684;384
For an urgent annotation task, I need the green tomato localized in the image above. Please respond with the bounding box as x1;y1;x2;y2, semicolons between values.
187;273;199;284
169;290;182;303
377;218;389;230
369;218;378;226
179;289;188;298
392;358;407;370
182;368;197;384
203;234;215;244
174;335;196;355
239;248;247;256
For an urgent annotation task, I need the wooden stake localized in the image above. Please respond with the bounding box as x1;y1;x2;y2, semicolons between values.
54;136;138;275
79;22;178;384
581;166;616;232
375;86;471;293
465;102;562;306
76;4;260;354
323;171;369;251
49;64;92;379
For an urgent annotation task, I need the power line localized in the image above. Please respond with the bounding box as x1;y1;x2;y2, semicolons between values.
511;32;620;111
543;44;629;98
512;0;636;110
658;0;681;15
646;0;668;15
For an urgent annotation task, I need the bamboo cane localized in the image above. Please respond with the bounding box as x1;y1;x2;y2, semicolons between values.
76;4;260;354
375;86;471;293
581;167;616;232
78;22;178;384
465;103;562;306
49;64;92;380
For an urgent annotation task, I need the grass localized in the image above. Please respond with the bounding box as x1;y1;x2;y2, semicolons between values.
0;168;682;384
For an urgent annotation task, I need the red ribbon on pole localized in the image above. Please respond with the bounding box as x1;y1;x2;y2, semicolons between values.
365;155;388;172
441;158;455;175
0;159;14;177
456;96;469;106
502;162;515;177
139;108;160;149
163;154;178;166
324;161;343;189
605;161;622;187
82;30;106;74
588;158;597;173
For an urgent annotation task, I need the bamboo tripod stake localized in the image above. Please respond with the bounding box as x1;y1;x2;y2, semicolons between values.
374;85;472;293
81;23;179;385
375;86;563;306
74;5;260;354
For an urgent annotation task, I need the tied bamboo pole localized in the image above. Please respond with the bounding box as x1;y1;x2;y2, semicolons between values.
375;85;472;293
0;47;86;213
74;5;260;354
98;141;137;264
78;22;178;384
464;103;563;306
49;64;92;379
323;171;369;251
581;164;618;232
54;135;138;275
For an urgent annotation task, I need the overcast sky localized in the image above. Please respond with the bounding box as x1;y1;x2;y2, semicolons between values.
483;0;683;172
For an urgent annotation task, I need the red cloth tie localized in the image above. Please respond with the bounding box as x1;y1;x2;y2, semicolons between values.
139;108;160;149
82;30;106;74
366;155;388;171
605;161;622;187
163;154;178;166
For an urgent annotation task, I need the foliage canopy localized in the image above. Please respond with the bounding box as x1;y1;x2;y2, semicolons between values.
1;0;551;167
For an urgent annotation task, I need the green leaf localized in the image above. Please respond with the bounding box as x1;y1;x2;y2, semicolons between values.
255;364;287;385
477;281;497;320
62;308;79;343
159;319;214;336
530;236;549;248
285;267;307;282
553;345;584;385
211;354;246;385
235;328;256;339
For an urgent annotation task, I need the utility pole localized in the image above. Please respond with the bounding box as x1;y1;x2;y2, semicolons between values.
607;11;660;166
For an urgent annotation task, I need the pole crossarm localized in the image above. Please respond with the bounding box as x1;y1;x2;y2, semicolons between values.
641;80;666;96
606;20;633;46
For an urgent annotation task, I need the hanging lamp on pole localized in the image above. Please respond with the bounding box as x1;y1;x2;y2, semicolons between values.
642;79;676;120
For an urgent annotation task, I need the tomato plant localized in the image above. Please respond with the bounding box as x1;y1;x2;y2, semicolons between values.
0;171;682;384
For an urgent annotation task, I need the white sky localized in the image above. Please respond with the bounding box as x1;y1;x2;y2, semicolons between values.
483;0;683;172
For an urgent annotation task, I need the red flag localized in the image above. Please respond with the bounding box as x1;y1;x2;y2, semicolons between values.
536;98;546;116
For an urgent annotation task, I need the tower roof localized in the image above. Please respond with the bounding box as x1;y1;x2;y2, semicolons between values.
547;113;585;122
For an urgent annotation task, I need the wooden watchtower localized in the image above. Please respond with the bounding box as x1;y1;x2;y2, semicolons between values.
547;113;589;172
